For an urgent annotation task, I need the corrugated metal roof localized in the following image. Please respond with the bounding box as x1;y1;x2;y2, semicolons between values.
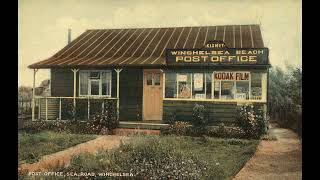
29;25;265;68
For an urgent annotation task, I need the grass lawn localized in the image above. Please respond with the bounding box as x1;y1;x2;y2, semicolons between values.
52;135;258;179
18;130;98;163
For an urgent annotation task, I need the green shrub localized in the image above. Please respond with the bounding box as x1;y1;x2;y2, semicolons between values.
191;103;209;128
236;104;267;139
161;121;190;136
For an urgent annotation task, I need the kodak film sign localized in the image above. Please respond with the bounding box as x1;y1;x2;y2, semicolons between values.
165;41;269;66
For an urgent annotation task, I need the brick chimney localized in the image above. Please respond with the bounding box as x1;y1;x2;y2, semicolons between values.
68;28;71;44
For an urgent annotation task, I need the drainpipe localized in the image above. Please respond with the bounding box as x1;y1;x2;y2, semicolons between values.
114;68;123;120
32;69;38;121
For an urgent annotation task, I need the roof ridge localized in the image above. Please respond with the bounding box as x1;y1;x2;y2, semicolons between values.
87;24;261;31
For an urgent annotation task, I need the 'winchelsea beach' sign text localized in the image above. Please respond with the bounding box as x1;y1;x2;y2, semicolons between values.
165;41;269;66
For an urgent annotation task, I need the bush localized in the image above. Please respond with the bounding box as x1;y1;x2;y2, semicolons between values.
22;99;118;135
191;104;209;128
161;121;190;136
236;104;267;139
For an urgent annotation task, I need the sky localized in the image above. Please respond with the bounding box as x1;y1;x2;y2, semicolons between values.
18;0;301;87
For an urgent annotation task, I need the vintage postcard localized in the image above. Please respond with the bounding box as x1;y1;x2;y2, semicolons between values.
18;0;302;179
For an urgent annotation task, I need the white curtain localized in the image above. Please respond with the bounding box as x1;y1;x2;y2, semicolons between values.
80;71;89;95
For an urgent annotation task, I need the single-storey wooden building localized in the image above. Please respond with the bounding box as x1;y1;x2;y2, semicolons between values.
29;25;270;128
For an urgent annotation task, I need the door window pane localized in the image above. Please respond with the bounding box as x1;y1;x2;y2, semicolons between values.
146;73;152;85
90;81;99;95
154;73;160;86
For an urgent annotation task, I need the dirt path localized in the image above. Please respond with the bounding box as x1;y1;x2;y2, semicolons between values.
233;125;302;180
19;135;128;172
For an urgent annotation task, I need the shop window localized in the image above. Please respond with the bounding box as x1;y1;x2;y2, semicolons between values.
177;73;191;99
79;70;112;96
221;81;235;100
251;73;262;100
165;72;177;98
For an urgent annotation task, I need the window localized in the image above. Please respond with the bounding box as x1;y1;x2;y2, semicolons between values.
79;70;112;96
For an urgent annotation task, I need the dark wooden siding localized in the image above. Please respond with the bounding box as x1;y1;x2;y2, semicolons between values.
51;69;74;97
163;100;238;125
118;68;143;121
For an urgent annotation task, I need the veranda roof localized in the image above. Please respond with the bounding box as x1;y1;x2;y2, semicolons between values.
29;25;265;69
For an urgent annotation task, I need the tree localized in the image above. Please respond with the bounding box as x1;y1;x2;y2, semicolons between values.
268;65;302;136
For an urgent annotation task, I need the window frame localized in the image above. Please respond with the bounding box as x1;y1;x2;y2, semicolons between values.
79;70;112;97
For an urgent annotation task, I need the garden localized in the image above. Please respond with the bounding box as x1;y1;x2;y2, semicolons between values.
19;102;270;179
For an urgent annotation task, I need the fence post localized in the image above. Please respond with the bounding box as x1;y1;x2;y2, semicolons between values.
87;97;90;120
59;98;62;120
45;98;48;120
38;99;40;120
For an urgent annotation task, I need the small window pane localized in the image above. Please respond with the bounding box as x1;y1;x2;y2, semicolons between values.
101;72;111;96
214;81;220;99
90;81;99;95
154;73;160;86
178;73;191;99
165;72;177;98
206;73;212;99
236;81;249;100
192;73;205;99
251;73;262;100
80;72;88;95
221;81;235;100
147;73;152;85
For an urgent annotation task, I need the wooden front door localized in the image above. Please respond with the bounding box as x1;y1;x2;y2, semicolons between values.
143;69;163;120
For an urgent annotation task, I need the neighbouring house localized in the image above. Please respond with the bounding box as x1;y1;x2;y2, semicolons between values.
28;25;270;129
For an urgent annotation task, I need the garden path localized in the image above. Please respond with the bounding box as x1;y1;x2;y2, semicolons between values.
233;124;302;180
19;135;127;172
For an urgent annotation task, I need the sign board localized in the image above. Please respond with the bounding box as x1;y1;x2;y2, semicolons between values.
177;74;188;82
214;72;250;81
166;41;269;66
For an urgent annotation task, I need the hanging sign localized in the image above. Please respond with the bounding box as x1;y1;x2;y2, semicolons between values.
193;73;203;91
